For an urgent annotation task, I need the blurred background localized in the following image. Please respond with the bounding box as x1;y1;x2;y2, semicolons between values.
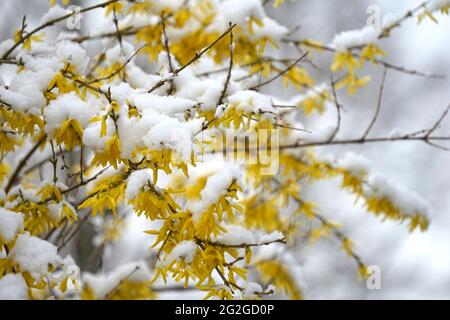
1;0;449;299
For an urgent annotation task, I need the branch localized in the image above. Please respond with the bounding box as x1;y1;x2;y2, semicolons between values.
361;66;388;139
88;44;147;84
147;23;237;94
248;52;309;91
217;22;234;106
284;39;446;80
1;0;123;60
161;12;175;95
4;135;47;193
328;76;342;142
196;237;286;249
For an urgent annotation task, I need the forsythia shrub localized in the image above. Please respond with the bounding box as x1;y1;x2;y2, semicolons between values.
0;0;449;300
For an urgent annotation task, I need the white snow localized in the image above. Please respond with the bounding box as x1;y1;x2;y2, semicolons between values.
219;0;265;25
142;116;202;161
132;93;197;115
331;26;380;51
0;208;24;243
125;169;153;200
163;240;197;264
212;225;254;245
200;165;241;206
44;92;97;136
56;41;89;74
367;173;431;218
9;234;60;275
82;261;152;299
337;152;372;176
257;231;285;245
0;69;54;114
40;5;69;25
0;274;28;300
226;90;276;117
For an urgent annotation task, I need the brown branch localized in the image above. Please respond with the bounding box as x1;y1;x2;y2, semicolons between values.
248;52;309;91
147;23;237;94
425;103;450;138
278;135;450;150
4;135;47;193
285;39;446;80
1;0;122;60
198;237;286;249
104;265;140;300
361;66;388;139
88;44;147;84
161;12;175;95
217;22;234;106
328;76;341;142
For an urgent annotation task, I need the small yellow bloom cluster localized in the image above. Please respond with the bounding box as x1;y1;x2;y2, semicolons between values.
0;0;442;300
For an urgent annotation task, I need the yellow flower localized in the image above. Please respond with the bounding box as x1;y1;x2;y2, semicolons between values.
54;119;83;150
37;183;63;202
91;134;122;169
105;2;125;16
360;44;387;64
79;174;125;216
256;261;302;300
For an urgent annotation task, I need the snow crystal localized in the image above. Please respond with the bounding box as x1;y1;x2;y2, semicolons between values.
132;93;197;115
125;169;153;199
220;0;265;25
82;261;152;299
0;208;24;243
249;17;289;41
226;90;276;116
56;41;89;74
0;274;28;300
142;116;202;161
331;26;380;51
40;5;69;25
108;83;135;105
200;165;241;206
368;173;431;218
257;231;284;245
9;234;60;275
105;42;135;65
0;69;54;114
163;240;197;264
44;92;96;136
337;152;372;176
212;225;255;245
83;116;116;151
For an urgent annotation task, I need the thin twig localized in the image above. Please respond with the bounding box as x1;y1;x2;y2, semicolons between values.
1;0;122;60
146;23;237;94
248;52;309;90
328;76;341;142
161;12;175;95
5;135;46;193
217;22;234;106
361;66;388;139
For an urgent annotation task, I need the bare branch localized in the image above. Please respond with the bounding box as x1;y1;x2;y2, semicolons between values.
328;76;342;142
248;52;309;91
217;22;234;106
361;66;388;139
147;23;237;94
1;0;123;60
